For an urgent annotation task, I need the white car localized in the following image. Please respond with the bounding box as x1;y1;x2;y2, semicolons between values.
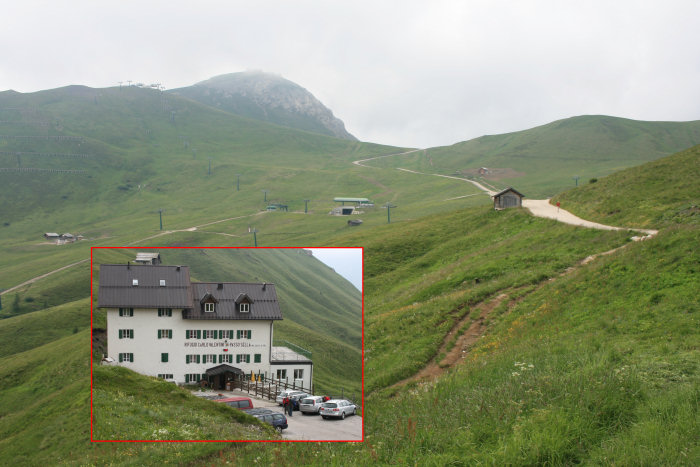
299;395;325;414
320;399;356;420
275;390;306;406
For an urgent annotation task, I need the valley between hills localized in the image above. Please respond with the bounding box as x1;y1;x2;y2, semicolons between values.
0;77;698;464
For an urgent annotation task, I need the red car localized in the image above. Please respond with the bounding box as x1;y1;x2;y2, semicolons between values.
215;396;254;410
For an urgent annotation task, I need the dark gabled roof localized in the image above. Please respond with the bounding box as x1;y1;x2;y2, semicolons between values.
205;364;244;376
199;292;219;304
185;282;282;320
98;264;193;309
492;187;525;198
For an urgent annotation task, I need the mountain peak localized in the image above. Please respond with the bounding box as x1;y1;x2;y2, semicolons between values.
172;71;356;140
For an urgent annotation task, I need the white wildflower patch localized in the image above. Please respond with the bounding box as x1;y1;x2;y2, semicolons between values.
511;362;534;377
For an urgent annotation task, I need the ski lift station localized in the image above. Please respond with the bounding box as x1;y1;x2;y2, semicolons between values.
330;197;373;216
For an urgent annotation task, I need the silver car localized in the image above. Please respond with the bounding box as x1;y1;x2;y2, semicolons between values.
299;395;325;414
319;399;356;420
275;390;306;406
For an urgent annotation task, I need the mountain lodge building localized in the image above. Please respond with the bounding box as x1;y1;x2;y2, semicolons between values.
98;262;313;389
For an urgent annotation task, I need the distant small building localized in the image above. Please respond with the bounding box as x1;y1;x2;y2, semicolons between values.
493;187;524;210
134;252;161;265
478;167;490;175
333;197;373;207
62;233;76;242
44;232;60;241
330;206;355;216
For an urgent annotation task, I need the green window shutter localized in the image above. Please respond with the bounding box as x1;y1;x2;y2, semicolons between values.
168;330;172;339
218;354;222;363
119;353;123;362
185;374;189;383
197;355;201;363
237;330;241;339
131;330;134;339
248;330;252;340
157;329;161;339
255;354;261;363
129;353;133;362
219;330;223;339
197;330;201;339
246;354;250;363
118;329;123;339
161;353;168;363
186;330;190;339
186;355;190;364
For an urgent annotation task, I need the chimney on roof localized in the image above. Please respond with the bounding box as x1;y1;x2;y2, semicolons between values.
127;262;130;269
176;266;180;271
217;283;223;290
262;282;267;291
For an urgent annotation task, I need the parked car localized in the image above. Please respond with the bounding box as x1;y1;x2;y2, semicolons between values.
320;399;357;420
245;408;275;416
253;412;288;433
275;390;306;406
215;396;254;410
289;392;309;410
299;395;325;414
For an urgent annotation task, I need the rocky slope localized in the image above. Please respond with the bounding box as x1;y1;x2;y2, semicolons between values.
171;71;356;140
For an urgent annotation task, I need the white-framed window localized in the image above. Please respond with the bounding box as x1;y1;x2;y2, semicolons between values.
237;329;252;339
223;330;234;339
185;374;204;384
205;302;215;312
294;369;304;380
239;302;250;312
119;353;134;362
219;354;232;364
157;329;172;339
276;369;287;380
118;329;134;339
203;330;217;339
159;279;166;287
186;329;200;339
186;354;200;364
157;374;173;380
204;354;216;364
118;308;134;317
132;279;139;286
236;354;250;364
158;308;172;317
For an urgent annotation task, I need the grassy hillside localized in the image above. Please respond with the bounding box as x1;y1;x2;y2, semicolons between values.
368;115;700;197
553;144;700;228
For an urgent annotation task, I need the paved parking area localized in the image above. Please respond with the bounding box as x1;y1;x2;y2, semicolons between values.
193;389;362;441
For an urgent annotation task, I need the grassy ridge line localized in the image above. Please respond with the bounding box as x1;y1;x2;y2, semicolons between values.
370;115;700;198
553;144;700;228
0;297;89;358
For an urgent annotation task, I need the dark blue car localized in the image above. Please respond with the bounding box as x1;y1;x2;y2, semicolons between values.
253;412;288;433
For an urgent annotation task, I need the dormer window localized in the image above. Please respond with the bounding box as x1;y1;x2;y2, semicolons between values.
132;279;139;286
240;302;250;313
159;280;166;287
205;302;215;312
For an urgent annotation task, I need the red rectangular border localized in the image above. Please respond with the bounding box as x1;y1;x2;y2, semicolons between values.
90;246;364;443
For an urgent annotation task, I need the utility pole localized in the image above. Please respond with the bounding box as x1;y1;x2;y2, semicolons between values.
236;174;241;191
304;199;310;213
262;189;269;203
382;202;397;223
158;209;163;230
573;175;580;187
251;228;258;247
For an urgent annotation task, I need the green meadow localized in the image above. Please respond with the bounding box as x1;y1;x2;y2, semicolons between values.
0;84;698;464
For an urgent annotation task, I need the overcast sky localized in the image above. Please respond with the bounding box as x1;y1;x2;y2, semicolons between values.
308;249;362;291
2;1;699;148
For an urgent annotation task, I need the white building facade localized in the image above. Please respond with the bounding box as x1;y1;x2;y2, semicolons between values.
98;263;312;389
